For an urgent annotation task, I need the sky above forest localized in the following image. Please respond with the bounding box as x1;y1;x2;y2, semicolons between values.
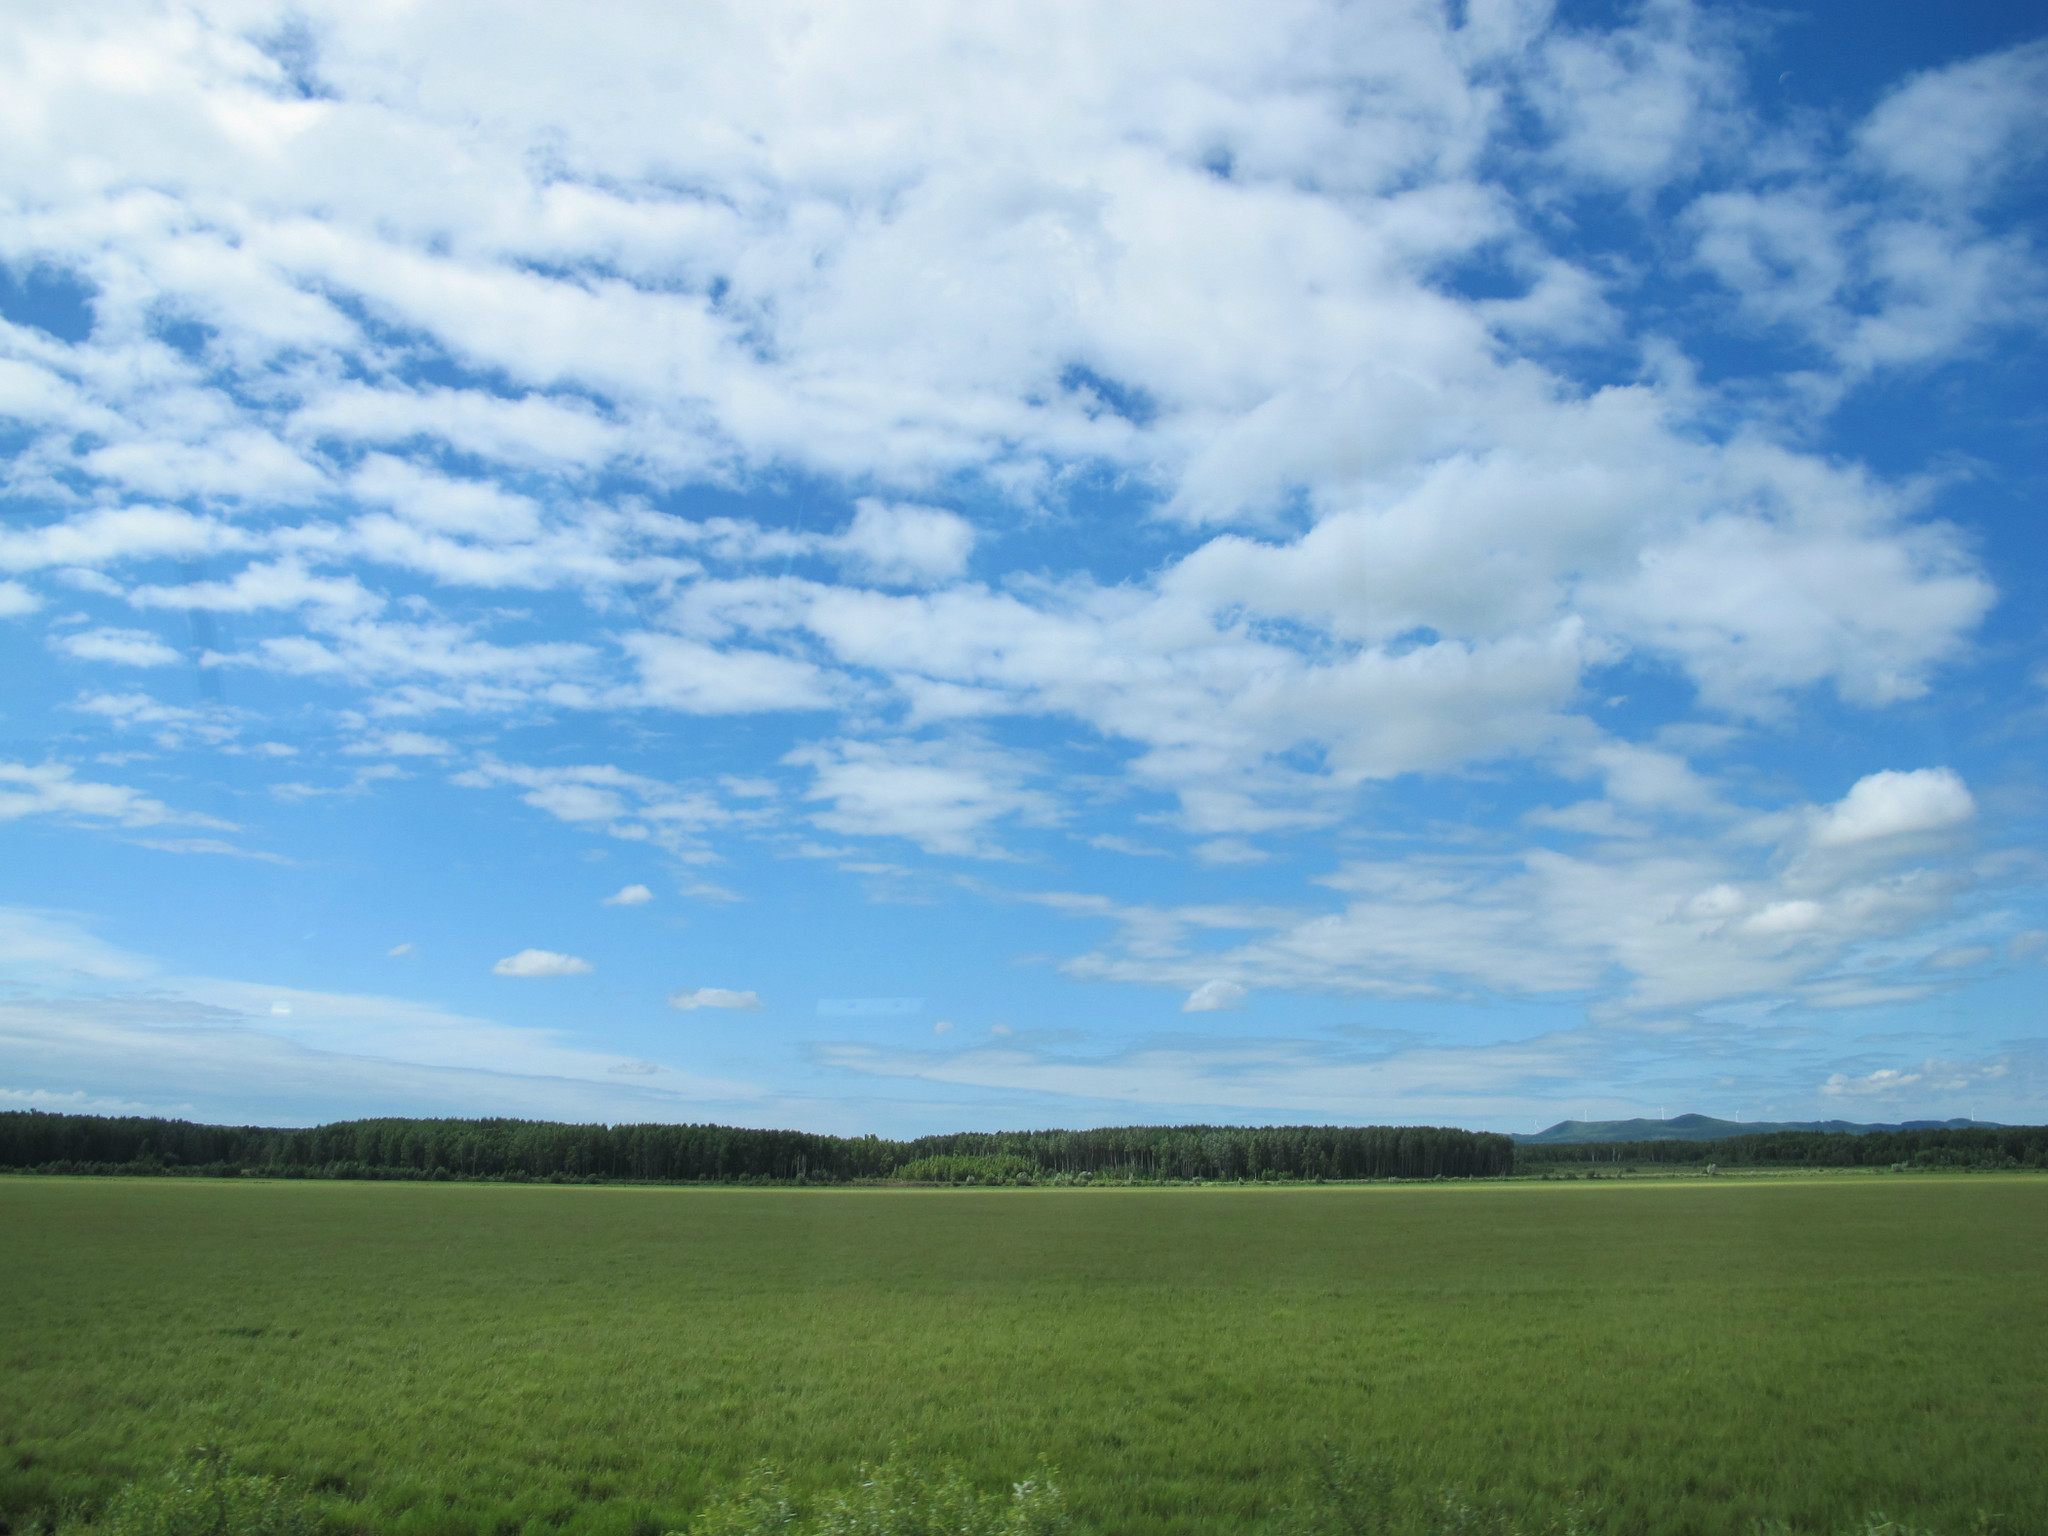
2;0;2045;1135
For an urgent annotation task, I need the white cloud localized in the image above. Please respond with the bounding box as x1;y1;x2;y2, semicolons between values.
347;730;455;757
1812;768;1975;847
54;627;184;667
492;948;594;977
0;0;2035;1080
0;1086;169;1116
1820;1056;2008;1100
1684;39;2048;382
624;633;838;714
0;761;226;830
0;508;252;574
230;617;599;711
128;560;381;620
602;883;653;906
387;942;414;956
129;836;290;863
785;736;1059;856
452;757;740;858
1857;40;2048;199
0;944;762;1125
1088;834;1169;857
1035;764;1995;1017
0;581;40;617
1526;0;1744;193
668;987;763;1011
817;1025;1637;1120
1183;979;1248;1012
1194;838;1267;867
0;907;154;980
64;690;243;750
349;455;544;540
829;500;975;587
0;5;2006;823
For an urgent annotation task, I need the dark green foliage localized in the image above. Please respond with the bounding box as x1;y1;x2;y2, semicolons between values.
54;1449;320;1536
893;1123;1512;1180
0;1112;1515;1184
684;1457;1067;1536
1514;1126;2048;1171
889;1154;1039;1184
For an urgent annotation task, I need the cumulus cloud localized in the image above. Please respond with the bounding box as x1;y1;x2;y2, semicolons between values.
452;758;743;860
602;883;653;906
2;0;2038;1095
668;987;763;1011
1183;979;1248;1012
1037;762;2003;1017
0;6;2010;822
1857;40;2048;199
1812;769;1975;847
1821;1057;2007;1100
54;628;183;667
828;501;976;587
128;561;382;620
492;949;594;977
625;634;838;714
786;736;1058;856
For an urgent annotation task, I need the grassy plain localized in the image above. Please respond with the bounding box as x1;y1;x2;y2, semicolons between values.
1;1175;2042;1536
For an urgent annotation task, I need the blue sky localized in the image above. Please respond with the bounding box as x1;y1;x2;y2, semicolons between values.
2;0;2045;1136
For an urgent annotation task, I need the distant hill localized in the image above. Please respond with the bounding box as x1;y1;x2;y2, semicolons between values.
1513;1113;1998;1145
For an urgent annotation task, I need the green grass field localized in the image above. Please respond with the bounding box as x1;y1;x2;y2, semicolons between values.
2;1175;2042;1536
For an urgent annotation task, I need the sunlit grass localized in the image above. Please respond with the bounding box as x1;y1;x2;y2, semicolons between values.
2;1176;2041;1536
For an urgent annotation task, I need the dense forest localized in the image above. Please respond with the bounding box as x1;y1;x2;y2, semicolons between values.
1516;1124;2048;1170
7;1111;2042;1183
0;1111;1514;1182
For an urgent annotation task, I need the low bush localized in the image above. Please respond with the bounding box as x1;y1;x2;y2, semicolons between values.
888;1154;1038;1185
53;1449;321;1536
682;1456;1067;1536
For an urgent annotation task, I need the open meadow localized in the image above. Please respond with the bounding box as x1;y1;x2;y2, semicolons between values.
2;1175;2042;1536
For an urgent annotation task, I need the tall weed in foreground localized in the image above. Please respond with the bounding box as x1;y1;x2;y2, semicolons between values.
52;1448;320;1536
682;1456;1067;1536
1264;1448;1595;1536
1758;1519;2021;1536
1266;1451;2021;1536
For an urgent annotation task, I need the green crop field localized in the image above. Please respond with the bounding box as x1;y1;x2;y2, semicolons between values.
2;1175;2042;1536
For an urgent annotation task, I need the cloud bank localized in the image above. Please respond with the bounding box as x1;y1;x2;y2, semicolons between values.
2;1;2043;1126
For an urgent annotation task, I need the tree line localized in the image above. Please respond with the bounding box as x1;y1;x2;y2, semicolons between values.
1515;1124;2048;1170
17;1110;2035;1182
0;1111;1513;1182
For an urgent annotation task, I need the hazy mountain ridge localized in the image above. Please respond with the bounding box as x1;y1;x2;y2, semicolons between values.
1515;1114;1997;1145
